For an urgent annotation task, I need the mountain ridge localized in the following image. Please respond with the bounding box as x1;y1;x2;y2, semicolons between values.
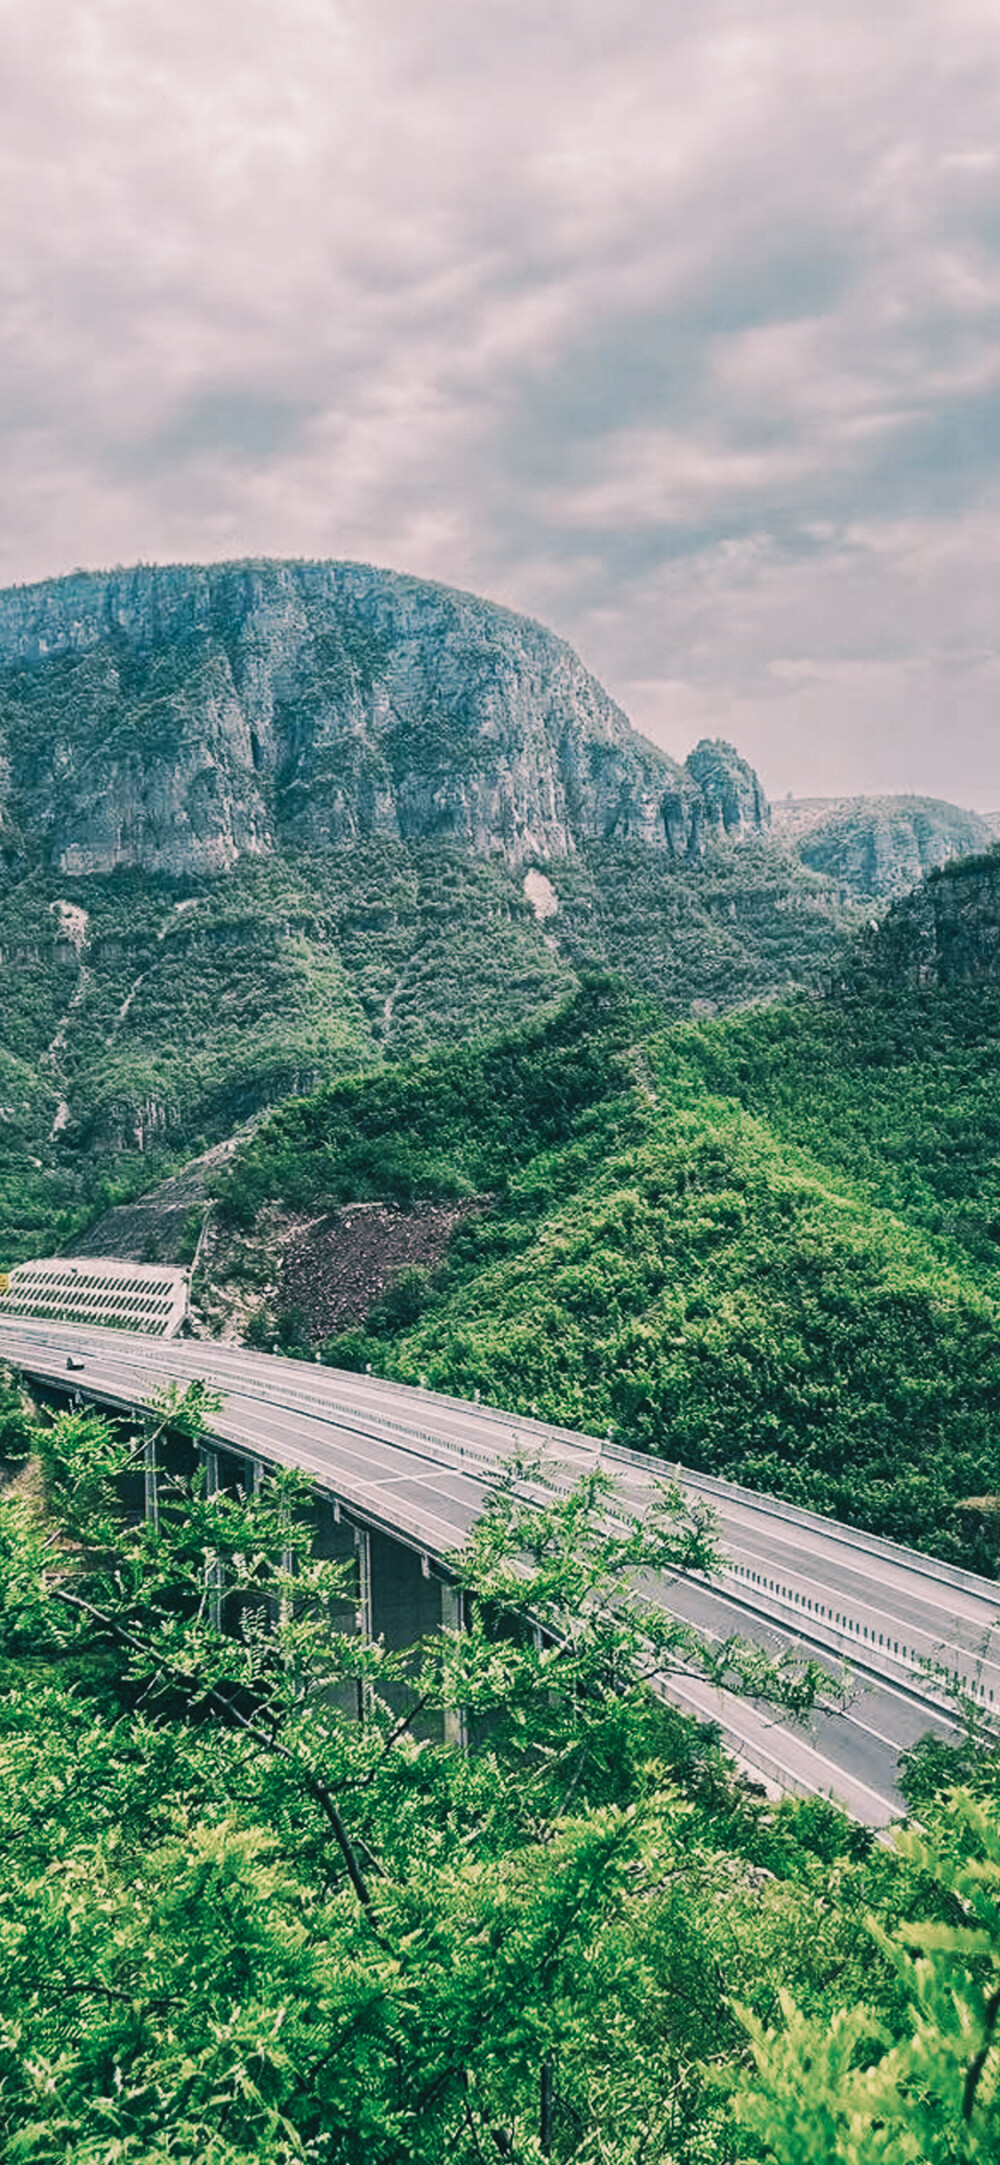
1;555;993;1273
0;557;769;878
772;793;996;897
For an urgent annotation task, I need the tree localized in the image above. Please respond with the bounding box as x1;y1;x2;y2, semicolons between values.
736;1791;1000;2165
0;1384;871;2162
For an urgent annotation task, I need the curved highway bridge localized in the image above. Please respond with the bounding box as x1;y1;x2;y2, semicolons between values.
3;1314;998;1830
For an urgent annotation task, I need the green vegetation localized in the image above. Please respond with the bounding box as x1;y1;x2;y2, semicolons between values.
215;974;1000;1574
736;1789;1000;2163
213;973;640;1222
3;1382;1000;2161
655;985;1000;1280
0;846;571;1261
0;832;863;1265
547;834;864;1013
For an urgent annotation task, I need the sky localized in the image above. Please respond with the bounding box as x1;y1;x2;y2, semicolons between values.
1;0;998;808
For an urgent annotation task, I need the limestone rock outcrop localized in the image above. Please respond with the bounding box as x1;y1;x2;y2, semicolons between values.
683;739;770;845
841;850;1000;990
0;559;769;876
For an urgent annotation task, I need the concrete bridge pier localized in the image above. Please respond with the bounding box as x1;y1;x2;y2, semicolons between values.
441;1581;469;1751
201;1444;224;1632
365;1529;462;1741
143;1432;159;1533
141;1436;468;1742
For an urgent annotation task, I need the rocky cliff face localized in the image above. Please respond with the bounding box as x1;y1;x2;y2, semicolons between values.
0;559;768;878
842;850;1000;990
684;739;770;845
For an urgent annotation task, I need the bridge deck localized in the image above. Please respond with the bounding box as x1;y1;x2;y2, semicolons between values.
3;1316;994;1828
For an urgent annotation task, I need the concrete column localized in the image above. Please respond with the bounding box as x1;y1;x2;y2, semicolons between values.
355;1526;373;1639
354;1525;374;1723
441;1580;468;1751
201;1445;223;1633
278;1490;296;1630
143;1433;159;1533
236;1457;272;1640
368;1530;450;1740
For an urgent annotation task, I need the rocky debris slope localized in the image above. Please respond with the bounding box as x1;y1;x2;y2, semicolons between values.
60;1128;483;1341
773;795;995;899
0;560;769;876
193;1196;483;1345
277;1199;483;1340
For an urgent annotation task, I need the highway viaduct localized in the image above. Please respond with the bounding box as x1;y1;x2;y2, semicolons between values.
2;1313;999;1831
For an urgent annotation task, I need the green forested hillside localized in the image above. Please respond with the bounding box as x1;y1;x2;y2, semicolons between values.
655;986;1000;1274
546;835;862;1008
0;836;859;1263
0;847;571;1260
213;974;1000;1574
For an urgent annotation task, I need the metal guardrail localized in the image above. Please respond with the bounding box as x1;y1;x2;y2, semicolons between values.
337;1368;1000;1601
8;1321;1000;1707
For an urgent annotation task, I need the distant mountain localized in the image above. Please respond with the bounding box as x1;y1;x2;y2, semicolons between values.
0;559;770;878
772;793;995;898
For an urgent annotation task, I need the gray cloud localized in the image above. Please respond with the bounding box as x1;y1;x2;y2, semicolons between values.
0;0;997;803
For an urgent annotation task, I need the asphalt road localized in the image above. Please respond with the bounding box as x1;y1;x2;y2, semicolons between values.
3;1315;994;1827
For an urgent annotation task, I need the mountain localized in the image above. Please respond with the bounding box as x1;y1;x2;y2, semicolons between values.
772;793;995;898
0;558;842;1265
4;556;989;1274
0;559;769;878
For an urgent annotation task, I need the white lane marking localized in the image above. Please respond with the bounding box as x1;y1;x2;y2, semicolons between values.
814;1692;960;1755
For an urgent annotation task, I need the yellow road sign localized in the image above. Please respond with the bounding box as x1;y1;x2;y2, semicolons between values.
0;1274;9;1296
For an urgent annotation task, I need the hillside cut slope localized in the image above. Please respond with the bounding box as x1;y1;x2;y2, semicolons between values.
0;559;768;877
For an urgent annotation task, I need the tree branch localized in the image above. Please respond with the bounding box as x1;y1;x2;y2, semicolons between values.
51;1584;376;1916
351;1690;434;1790
962;1980;1000;2127
59;1980;178;2009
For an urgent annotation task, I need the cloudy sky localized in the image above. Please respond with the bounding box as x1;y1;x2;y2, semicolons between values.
1;0;998;805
